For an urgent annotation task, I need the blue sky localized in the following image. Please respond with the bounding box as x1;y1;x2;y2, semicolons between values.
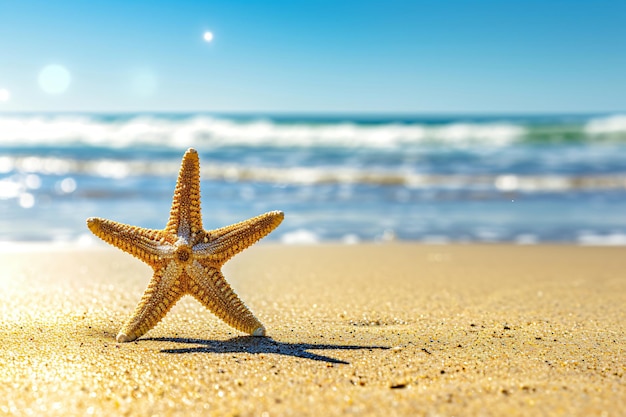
1;0;625;113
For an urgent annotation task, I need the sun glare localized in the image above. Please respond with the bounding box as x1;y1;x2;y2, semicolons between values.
38;65;71;95
203;31;214;43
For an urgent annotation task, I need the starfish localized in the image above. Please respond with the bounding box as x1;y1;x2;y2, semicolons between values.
87;148;284;343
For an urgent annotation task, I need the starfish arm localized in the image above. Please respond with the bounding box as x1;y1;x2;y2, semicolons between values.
186;260;266;336
117;261;185;342
165;148;203;237
87;217;169;264
195;211;284;264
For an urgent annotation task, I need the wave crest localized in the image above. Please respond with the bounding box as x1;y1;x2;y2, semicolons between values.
0;115;525;149
584;114;626;135
4;155;626;191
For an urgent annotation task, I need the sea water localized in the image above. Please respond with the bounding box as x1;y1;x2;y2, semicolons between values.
1;113;625;245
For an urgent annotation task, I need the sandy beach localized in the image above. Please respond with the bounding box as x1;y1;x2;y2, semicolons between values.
0;243;624;416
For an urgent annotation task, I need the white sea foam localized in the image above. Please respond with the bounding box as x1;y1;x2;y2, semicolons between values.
3;154;626;190
515;234;539;245
584;114;626;135
577;232;626;246
0;178;22;199
281;229;320;245
0;115;525;149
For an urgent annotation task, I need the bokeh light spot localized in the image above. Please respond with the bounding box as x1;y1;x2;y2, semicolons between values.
38;65;72;94
59;177;77;194
19;193;35;209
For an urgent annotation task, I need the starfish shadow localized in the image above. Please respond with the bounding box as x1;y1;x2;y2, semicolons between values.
143;336;389;365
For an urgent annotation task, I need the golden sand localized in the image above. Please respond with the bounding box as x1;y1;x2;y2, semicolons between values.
0;244;624;416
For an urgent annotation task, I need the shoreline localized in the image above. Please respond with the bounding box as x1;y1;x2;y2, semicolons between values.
1;244;624;416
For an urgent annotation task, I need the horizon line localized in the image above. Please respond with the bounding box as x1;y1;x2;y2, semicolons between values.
0;109;624;117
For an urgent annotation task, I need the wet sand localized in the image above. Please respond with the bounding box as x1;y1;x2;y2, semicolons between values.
0;244;624;416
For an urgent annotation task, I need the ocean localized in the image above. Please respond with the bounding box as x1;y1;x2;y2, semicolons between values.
1;113;626;245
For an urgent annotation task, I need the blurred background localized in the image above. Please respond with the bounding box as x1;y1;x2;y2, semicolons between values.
1;1;625;245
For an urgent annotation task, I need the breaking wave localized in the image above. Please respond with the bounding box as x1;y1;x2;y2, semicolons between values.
2;113;625;151
2;154;626;191
0;114;527;149
584;114;626;135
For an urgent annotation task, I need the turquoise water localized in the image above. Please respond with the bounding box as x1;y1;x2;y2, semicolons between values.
1;113;626;244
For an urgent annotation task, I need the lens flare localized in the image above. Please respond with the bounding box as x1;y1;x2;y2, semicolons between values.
0;88;10;102
38;65;71;94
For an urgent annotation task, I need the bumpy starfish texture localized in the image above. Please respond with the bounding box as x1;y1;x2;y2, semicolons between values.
87;148;283;343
